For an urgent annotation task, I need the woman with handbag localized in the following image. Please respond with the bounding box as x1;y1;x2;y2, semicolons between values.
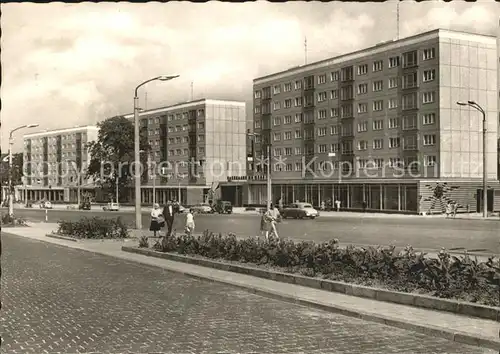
150;203;164;237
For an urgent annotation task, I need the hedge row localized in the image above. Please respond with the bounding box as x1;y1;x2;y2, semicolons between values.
146;231;500;306
1;214;28;226
57;217;129;239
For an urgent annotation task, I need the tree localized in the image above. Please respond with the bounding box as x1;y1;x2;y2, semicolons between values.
86;116;150;202
0;152;24;189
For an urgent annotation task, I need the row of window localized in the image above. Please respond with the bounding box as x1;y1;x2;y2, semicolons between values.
255;48;436;98
141;109;205;126
168;135;205;145
168;147;205;156
165;122;205;133
269;154;437;173
256;90;437;115
24;133;89;146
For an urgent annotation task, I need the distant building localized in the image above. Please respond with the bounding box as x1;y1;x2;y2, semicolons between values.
123;98;247;205
222;28;500;213
22;125;98;202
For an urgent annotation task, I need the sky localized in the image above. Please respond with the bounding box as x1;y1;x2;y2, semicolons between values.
2;1;499;153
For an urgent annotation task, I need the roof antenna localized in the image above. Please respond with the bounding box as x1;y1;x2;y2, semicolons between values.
191;81;194;101
397;0;400;40
304;36;308;65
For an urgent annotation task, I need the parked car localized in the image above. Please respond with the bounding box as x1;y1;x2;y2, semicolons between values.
281;202;319;219
39;201;53;209
213;200;233;214
102;202;120;211
191;203;213;214
79;201;91;210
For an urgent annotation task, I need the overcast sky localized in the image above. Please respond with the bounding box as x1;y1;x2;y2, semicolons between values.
2;1;499;152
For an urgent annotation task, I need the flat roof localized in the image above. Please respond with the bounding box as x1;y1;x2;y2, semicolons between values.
24;125;98;138
123;98;246;119
254;28;496;85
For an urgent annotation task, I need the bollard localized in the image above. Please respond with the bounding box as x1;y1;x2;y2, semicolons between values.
45;209;48;222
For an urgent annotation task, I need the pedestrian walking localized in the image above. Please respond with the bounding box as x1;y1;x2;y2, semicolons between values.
445;201;452;218
264;203;281;241
185;208;195;235
162;200;176;237
320;201;325;211
149;203;164;237
335;199;341;212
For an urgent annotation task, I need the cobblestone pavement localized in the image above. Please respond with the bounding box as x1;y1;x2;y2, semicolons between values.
1;233;494;354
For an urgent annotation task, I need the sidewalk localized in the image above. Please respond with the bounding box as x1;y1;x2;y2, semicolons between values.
3;222;499;351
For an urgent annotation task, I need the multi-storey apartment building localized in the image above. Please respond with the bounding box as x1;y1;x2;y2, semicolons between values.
123;99;247;205
223;29;499;213
22;126;98;202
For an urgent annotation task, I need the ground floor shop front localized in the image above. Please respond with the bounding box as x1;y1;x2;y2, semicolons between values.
220;179;500;214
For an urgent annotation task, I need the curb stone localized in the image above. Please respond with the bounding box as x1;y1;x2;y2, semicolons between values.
45;233;138;242
46;233;79;242
120;246;500;322
120;246;500;351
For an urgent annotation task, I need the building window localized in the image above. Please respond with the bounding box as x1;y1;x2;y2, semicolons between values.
294;97;303;107
402;72;418;89
295;130;302;139
402;114;417;130
403;136;417;150
330;125;339;135
295;113;303;123
330;143;339;152
330;71;339;81
373;139;384;150
198;122;205;129
318;109;328;119
341;123;353;137
357;64;368;75
357;121;368;132
357;83;368;95
340;66;354;82
388;56;400;68
372;80;383;92
423;69;436;82
273;101;281;110
274;148;282;156
197;135;204;142
318;127;327;136
342;141;353;154
389;137;400;148
423;134;436;146
317;92;327;102
273;85;281;95
318;74;327;84
388;98;398;109
372;120;383;131
422;48;436;61
340;86;353;101
284;115;292;124
373;158;384;168
294;80;302;90
340;105;353;118
284;131;292;140
358;159;367;169
389;157;402;168
388;77;398;89
273;117;281;126
357;140;368;150
373;100;384;111
273;132;281;141
372;60;383;72
422;91;436;104
254;106;261;114
388;117;399;129
422;113;436;125
402;92;418;110
330;89;338;100
358;103;368;113
294;162;302;171
284;83;292;92
424;155;437;166
295;147;302;155
329;108;338;118
285;163;293;172
284;99;292;108
274;164;283;172
402;50;418;68
318;144;328;153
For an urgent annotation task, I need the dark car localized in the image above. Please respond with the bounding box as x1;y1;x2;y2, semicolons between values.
281;202;319;219
213;200;233;214
79;201;91;210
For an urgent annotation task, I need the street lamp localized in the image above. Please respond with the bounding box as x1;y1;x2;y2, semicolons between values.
8;124;39;216
456;100;488;218
247;130;271;210
134;75;179;229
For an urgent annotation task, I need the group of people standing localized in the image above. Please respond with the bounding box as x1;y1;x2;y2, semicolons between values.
149;201;196;237
260;203;281;240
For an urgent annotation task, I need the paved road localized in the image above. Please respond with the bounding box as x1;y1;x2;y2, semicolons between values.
2;233;492;354
7;208;500;254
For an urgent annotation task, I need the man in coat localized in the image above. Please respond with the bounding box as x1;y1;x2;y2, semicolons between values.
163;200;177;237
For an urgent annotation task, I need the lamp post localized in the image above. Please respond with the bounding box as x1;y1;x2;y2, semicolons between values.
8;124;39;216
134;75;179;229
457;100;488;218
247;130;271;210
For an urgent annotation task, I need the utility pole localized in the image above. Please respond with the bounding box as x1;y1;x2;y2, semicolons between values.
304;37;308;65
191;81;194;101
396;1;400;40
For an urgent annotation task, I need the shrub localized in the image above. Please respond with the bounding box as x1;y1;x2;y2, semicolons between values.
138;235;149;248
139;230;500;306
1;213;28;227
57;217;129;239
